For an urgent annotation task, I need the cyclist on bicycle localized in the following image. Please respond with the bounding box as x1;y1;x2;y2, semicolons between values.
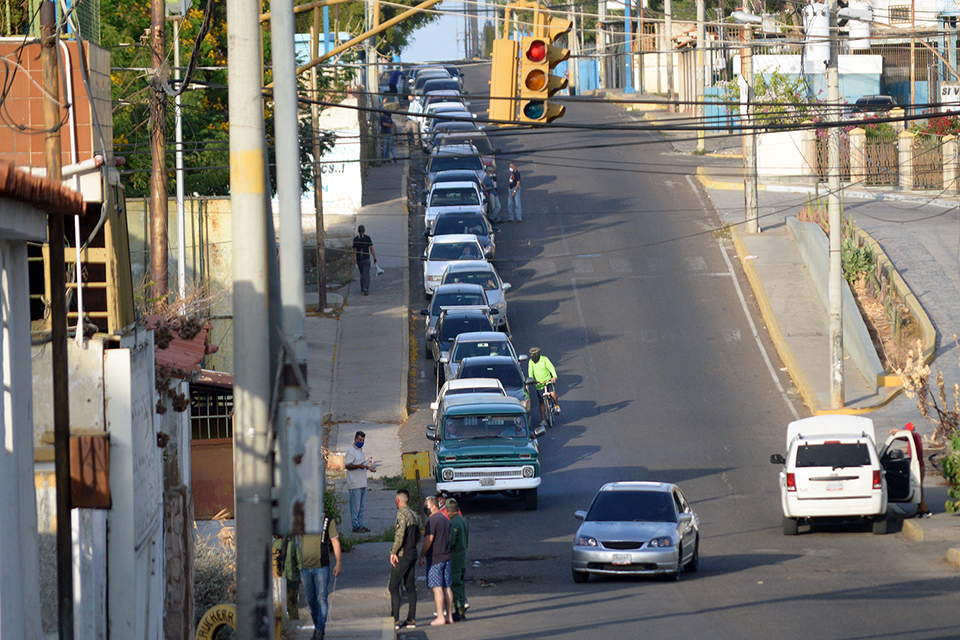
527;347;560;427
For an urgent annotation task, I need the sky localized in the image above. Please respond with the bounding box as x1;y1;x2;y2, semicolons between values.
402;1;492;63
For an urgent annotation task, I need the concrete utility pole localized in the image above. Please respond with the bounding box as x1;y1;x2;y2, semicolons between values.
665;0;675;110
228;0;274;634
624;0;634;93
150;0;168;299
174;16;186;298
598;0;606;89
742;26;758;232
696;0;705;151
827;0;844;407
40;6;74;639
312;9;327;311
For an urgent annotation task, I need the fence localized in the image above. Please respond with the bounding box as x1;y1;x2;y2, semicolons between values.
816;136;852;180
862;139;899;186
914;135;944;189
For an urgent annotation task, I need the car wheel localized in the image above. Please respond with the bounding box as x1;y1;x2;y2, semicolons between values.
572;569;589;584
523;488;538;511
872;515;888;535
782;516;799;536
685;538;699;573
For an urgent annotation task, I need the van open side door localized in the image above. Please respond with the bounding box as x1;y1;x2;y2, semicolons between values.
879;433;922;504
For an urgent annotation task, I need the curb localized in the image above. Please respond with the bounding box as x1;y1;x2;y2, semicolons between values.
400;162;411;422
946;548;960;570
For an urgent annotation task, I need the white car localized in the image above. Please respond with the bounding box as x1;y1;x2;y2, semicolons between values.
422;234;485;297
441;260;511;329
770;415;922;535
423;181;485;228
430;377;506;423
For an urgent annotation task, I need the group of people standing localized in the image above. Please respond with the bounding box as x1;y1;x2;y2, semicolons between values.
390;489;470;630
483;162;523;223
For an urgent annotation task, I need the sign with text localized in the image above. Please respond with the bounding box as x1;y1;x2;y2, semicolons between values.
941;82;960;113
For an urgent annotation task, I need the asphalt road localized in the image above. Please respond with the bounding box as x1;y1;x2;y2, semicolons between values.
400;66;960;640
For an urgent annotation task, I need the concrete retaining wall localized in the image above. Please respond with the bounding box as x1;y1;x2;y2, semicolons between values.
786;216;884;390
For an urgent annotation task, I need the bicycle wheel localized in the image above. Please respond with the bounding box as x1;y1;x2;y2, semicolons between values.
544;395;555;428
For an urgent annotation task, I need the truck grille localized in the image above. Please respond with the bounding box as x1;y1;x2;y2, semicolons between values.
452;468;523;480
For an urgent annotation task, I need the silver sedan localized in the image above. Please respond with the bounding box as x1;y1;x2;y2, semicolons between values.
571;482;700;583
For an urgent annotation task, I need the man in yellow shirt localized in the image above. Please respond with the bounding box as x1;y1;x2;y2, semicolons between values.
528;347;559;427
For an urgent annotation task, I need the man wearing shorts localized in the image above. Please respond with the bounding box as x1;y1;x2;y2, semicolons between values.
418;496;454;626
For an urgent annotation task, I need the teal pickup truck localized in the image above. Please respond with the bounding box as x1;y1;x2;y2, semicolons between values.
427;395;546;510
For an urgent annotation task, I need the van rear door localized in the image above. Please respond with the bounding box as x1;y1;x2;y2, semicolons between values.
793;440;875;500
879;433;921;503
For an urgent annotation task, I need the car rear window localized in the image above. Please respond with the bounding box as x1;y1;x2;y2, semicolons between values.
429;156;483;175
796;442;872;468
430;188;480;207
434;215;488;236
428;242;483;261
587;490;677;523
452;340;511;362
423;79;460;93
432;292;486;315
443;270;498;290
458;362;523;388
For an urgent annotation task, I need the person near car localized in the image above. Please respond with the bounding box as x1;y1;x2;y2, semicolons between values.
389;489;421;630
352;225;377;296
528;347;559;427
345;430;376;532
890;422;932;517
418;496;454;626
300;514;342;640
445;499;470;621
380;101;396;161
507;162;522;222
482;166;502;222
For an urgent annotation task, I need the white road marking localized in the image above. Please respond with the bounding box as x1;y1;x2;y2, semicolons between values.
573;259;595;274
685;256;708;271
610;257;632;273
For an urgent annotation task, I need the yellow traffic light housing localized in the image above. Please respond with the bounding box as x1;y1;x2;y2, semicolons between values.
518;33;570;124
489;38;519;123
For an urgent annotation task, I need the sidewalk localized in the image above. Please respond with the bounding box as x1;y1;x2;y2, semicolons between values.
292;156;413;639
614;97;960;555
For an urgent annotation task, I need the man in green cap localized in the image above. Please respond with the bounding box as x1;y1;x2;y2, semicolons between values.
445;498;469;621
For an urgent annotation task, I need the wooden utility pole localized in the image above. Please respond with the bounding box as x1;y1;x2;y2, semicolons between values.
150;0;169;299
312;9;327;310
665;0;675;109
40;3;75;638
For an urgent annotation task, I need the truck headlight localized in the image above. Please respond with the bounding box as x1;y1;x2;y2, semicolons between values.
522;465;535;478
441;467;455;482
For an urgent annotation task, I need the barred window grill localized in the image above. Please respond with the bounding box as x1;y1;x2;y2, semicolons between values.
816;135;852;180
889;6;911;23
191;385;234;440
862;140;899;186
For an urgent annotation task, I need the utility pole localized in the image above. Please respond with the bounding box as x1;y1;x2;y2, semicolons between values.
598;0;606;89
312;9;327;311
742;26;758;232
665;0;675;110
228;0;274;634
827;0;844;408
174;15;186;298
41;5;74;639
910;0;916;112
624;0;634;93
696;0;705;151
150;0;168;299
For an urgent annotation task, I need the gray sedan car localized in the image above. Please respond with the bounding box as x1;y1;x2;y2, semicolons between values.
571;482;700;583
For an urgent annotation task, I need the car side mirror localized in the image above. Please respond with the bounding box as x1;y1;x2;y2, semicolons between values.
533;425;546;438
502;282;512;292
678;513;693;523
429;401;439;410
420;194;427;204
422;229;431;237
492;227;501;233
428;334;437;341
426;427;437;440
439;356;449;364
518;355;528;362
574;510;587;521
525;377;535;386
770;454;786;465
420;308;430;316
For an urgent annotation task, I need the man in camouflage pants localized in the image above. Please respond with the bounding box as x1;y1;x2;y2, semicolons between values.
388;489;421;629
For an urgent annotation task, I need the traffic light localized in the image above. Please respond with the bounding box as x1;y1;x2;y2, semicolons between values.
517;17;571;124
489;38;519;123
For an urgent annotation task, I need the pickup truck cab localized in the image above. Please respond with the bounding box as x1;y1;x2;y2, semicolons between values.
427;395;546;510
770;415;921;535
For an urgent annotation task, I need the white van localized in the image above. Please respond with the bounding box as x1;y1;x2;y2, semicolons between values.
770;415;922;535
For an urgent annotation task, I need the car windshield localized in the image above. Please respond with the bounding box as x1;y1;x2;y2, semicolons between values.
429;156;483;174
435;122;478;135
423;80;460;93
443;414;527;440
444;270;498;290
429;242;482;261
430;189;480;207
458;362;524;388
587;490;677;523
445;135;492;155
438;316;493;342
796;442;872;468
451;340;511;362
434;215;488;236
431;292;486;317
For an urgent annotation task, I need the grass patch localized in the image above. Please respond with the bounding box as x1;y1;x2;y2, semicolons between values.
712;223;733;239
381;473;420;495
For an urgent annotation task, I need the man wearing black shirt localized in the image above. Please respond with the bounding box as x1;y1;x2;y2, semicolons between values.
507;162;522;222
352;225;377;295
419;496;453;626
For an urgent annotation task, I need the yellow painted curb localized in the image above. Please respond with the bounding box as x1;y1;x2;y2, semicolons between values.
945;547;960;570
696;165;765;192
901;519;924;542
731;228;822;413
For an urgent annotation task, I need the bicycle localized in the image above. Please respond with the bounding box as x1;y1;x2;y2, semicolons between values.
535;382;558;428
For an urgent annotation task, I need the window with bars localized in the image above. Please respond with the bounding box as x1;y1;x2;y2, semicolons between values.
190;384;233;440
889;6;911;23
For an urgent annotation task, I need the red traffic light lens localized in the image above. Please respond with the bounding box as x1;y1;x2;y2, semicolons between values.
526;40;547;62
523;101;546;120
524;69;547;91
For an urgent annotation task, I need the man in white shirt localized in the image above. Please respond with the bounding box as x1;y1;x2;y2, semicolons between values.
344;430;376;532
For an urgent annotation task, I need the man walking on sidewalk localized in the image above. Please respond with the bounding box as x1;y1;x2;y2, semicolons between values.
389;489;421;630
352;225;377;295
445;499;469;621
419;496;454;626
482;166;502;222
507;162;522;222
345;430;376;533
300;515;343;640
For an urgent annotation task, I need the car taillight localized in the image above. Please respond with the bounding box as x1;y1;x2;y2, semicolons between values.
873;470;882;489
786;473;797;492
